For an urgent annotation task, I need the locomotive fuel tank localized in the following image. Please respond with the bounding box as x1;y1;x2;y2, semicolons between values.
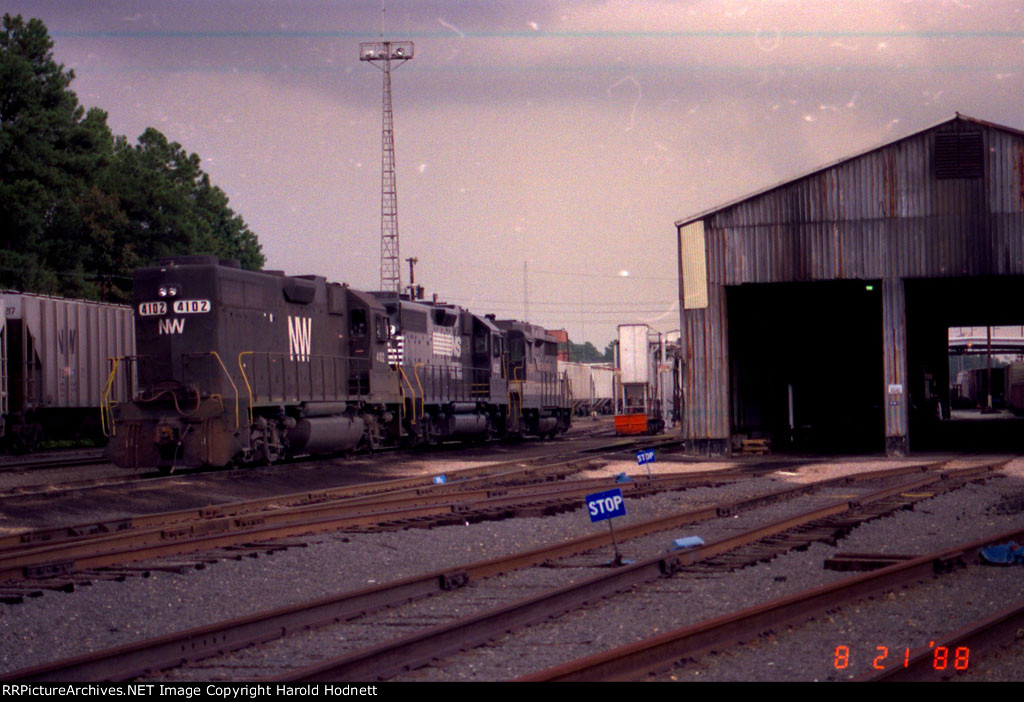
288;415;366;454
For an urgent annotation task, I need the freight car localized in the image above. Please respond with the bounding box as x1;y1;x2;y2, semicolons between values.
105;256;571;471
954;366;1007;409
558;361;615;416
0;291;135;450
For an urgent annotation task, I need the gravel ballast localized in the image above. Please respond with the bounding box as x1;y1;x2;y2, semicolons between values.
0;454;1020;682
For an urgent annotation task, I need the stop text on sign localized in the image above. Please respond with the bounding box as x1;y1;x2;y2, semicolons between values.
586;488;626;523
636;449;655;466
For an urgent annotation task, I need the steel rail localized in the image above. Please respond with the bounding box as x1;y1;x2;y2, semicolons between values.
0;456;602;556
0;459;956;682
0;436;672;553
0;449;946;557
855;598;1024;681
278;470;973;682
0;454;959;582
0;454;108;474
0;430;655;506
520;524;1021;681
0;441;700;577
0;463;738;582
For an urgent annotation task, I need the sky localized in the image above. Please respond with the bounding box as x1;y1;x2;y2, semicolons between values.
7;0;1024;347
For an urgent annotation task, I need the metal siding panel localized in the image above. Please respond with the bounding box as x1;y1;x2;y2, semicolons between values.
678;221;709;309
698;122;1024;285
882;278;908;446
682;284;729;442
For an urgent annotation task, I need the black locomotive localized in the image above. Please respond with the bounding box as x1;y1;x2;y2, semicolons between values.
104;256;571;471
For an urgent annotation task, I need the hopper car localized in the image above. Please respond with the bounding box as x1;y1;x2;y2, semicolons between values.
0;292;134;450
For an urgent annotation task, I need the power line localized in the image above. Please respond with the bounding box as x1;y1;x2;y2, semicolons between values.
444;261;679;281
443;296;677;307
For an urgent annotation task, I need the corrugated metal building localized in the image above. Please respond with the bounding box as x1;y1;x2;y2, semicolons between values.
676;114;1024;456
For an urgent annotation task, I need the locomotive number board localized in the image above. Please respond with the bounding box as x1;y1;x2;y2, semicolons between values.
138;301;167;316
173;299;211;314
138;300;211;316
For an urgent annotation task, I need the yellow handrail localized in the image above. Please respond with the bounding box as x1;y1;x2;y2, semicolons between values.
509;364;523;429
100;357;123;437
396;365;405;423
413;362;425;419
237;351;255;426
397;365;418;422
206;351;240;428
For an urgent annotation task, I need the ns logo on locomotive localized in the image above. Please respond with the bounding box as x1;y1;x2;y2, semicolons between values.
104;256;571;472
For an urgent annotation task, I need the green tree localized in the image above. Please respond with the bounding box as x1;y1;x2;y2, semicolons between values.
568;340;614;363
0;14;264;302
0;14;112;296
103;128;264;291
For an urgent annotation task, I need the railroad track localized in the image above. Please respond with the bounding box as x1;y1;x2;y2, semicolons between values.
1;458;1000;681
855;598;1024;681
523;521;1024;682
282;462;1001;683
0;450;109;474
0;436;689;592
0;429;658;499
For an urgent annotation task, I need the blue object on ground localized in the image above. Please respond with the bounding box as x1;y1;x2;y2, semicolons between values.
980;541;1024;565
433;475;447;484
614;472;633;483
673;536;705;550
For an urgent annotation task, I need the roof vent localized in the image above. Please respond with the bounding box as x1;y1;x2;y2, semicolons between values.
934;131;983;179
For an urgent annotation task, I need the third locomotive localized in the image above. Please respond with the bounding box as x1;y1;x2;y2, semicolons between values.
105;256;571;471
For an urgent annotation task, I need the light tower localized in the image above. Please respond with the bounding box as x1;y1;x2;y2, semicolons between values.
359;40;414;296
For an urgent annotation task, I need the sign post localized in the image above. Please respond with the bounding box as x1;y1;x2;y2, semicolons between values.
585;488;627;566
636;448;655;477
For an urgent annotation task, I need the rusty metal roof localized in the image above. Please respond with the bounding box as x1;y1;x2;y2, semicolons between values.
675;113;1024;228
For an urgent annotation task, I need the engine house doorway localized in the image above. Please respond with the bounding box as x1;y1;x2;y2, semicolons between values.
727;280;884;454
905;276;1024;452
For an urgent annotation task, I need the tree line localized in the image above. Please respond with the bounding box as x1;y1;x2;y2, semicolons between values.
567;340;615;364
0;14;263;303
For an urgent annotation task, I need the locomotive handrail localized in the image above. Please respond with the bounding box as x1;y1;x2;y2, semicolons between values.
413;363;425;419
395;365;405;423
183;351;240;429
237;351;256;427
237;351;379;408
100;357;123;437
138;386;203;415
397;364;418;422
509;365;524;429
208;351;240;428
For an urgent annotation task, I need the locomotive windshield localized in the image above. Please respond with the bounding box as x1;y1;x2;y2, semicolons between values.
351;309;367;337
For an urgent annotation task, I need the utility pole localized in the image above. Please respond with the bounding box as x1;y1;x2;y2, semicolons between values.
359;38;414;296
523;260;529;321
